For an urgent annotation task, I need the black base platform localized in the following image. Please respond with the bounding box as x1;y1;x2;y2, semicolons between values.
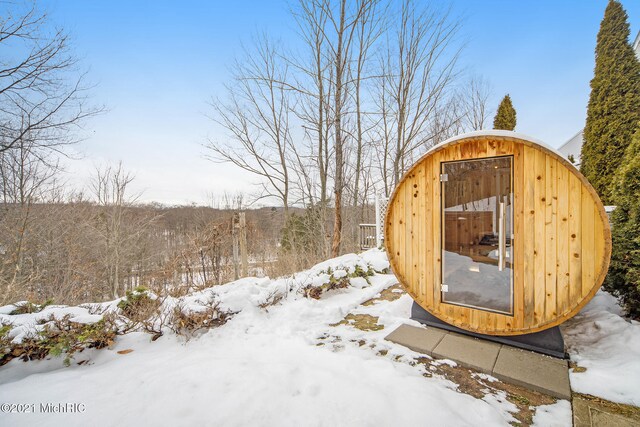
411;302;567;359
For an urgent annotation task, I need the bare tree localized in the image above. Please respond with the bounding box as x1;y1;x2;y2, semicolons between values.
206;37;293;216
309;0;374;257
380;0;462;189
0;1;100;303
90;163;159;299
462;76;492;131
207;0;465;258
292;0;331;208
290;0;337;257
91;163;134;299
291;0;383;256
0;134;60;302
0;2;98;154
372;56;394;196
349;0;384;213
329;0;348;256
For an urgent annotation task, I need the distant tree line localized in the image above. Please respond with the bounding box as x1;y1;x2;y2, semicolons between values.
0;183;293;305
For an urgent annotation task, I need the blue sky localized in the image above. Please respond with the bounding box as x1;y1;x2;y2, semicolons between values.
41;0;640;205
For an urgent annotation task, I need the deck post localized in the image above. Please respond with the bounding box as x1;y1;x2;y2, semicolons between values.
375;194;381;248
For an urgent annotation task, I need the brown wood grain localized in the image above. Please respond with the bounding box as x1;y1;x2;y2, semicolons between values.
384;134;611;335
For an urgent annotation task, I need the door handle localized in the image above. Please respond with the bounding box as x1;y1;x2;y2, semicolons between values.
498;201;505;271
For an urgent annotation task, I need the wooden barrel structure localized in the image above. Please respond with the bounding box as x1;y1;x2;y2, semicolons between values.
385;131;611;336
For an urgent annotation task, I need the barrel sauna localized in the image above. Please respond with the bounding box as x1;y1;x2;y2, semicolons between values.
385;131;611;335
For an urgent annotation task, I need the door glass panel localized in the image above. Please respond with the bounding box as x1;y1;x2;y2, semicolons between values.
441;156;513;315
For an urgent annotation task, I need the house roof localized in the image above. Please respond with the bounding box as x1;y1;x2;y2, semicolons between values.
557;130;584;164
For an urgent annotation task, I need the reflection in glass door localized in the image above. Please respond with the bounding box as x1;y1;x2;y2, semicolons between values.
441;156;513;315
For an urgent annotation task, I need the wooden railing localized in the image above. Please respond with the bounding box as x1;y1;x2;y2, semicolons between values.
359;224;377;250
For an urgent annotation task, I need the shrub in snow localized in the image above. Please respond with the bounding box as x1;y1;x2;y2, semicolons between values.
170;300;234;338
353;264;376;280
117;287;159;321
256;288;287;310
9;299;54;315
302;264;376;299
113;287;169;340
303;275;349;299
1;314;117;367
0;323;11;361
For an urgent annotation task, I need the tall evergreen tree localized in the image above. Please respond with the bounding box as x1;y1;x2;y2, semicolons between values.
604;125;640;319
493;94;516;130
581;0;640;204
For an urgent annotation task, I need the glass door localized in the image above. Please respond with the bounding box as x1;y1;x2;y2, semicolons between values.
441;156;513;315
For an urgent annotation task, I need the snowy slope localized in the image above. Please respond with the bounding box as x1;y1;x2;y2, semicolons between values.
5;248;633;426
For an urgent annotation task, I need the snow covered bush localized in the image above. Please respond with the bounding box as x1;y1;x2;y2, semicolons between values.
114;287;169;340
170;300;233;338
300;252;386;300
256;287;287;309
1;314;117;367
301;266;373;299
117;287;160;321
0;323;11;361
9;299;54;315
302;268;351;299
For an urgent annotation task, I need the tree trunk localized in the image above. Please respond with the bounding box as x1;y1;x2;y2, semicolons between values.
331;0;347;258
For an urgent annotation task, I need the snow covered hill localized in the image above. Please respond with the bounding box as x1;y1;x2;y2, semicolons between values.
0;249;637;426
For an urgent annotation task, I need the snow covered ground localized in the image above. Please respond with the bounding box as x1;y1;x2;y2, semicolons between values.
563;290;640;406
0;249;634;426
